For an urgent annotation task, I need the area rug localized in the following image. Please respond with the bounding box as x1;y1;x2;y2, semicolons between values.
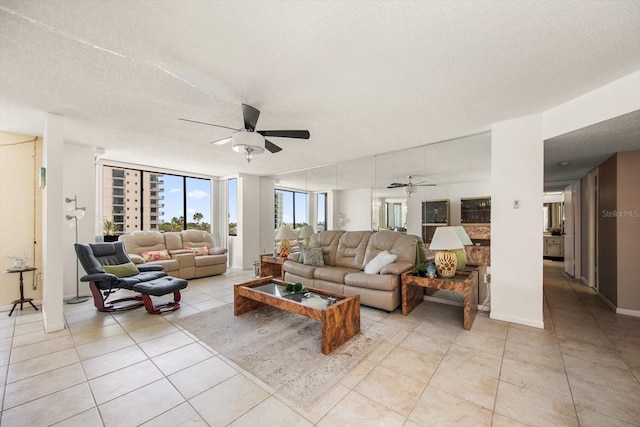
176;303;396;410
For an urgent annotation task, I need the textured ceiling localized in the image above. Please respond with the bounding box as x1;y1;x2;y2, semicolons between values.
1;0;639;184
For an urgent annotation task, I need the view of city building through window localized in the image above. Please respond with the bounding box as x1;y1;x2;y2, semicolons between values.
228;178;237;236
274;189;308;229
317;192;327;231
102;165;211;237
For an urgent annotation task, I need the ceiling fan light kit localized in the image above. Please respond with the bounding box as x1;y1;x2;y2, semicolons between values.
232;132;265;162
181;104;310;163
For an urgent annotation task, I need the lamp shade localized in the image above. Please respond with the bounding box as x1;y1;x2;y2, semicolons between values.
430;227;464;250
452;226;472;246
275;225;297;241
298;225;315;239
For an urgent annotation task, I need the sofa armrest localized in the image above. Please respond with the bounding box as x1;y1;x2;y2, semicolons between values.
137;264;165;272
80;273;117;282
380;261;414;275
172;252;195;268
210;247;228;255
129;254;146;265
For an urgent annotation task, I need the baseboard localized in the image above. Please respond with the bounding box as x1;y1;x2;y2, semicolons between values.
598;293;617;312
490;311;544;329
580;276;590;286
616;308;640;318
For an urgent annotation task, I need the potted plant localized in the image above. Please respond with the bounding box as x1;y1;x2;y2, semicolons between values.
416;263;427;277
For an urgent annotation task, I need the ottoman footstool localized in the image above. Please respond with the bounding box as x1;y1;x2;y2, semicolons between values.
132;276;188;314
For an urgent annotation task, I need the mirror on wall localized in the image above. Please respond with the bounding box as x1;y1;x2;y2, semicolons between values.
544;202;564;233
266;131;492;234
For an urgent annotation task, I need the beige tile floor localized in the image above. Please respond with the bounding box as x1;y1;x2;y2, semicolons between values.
1;262;639;426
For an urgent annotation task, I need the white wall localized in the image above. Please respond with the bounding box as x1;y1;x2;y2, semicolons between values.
239;174;261;269
336;188;372;231
42;114;66;332
544;70;640;139
63;143;96;300
491;114;544;328
260;177;276;255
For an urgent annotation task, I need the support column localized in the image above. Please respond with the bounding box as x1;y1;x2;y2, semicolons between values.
42;114;65;332
490;114;544;328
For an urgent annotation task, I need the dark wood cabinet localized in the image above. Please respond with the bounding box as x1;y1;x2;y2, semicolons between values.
461;197;491;224
422;200;449;225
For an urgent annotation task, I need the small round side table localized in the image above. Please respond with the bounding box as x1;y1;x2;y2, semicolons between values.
3;266;39;316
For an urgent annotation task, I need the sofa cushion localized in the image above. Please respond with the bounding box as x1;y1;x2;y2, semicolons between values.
303;247;325;266
344;272;398;292
181;230;216;251
364;250;398;274
283;260;316;279
313;266;360;283
119;231;166;254
334;231;371;269
363;230;417;266
102;262;140;278
309;230;345;265
140;249;171;262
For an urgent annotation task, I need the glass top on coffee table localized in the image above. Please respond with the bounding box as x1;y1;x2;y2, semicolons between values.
252;282;343;309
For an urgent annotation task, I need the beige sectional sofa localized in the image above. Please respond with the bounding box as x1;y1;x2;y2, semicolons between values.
283;230;425;311
118;230;227;279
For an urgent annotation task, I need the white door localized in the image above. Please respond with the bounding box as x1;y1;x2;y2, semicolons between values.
564;184;575;277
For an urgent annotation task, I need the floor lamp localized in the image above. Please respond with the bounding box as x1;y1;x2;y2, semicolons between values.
65;195;88;304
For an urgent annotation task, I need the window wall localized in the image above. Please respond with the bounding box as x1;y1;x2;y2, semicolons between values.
228;178;237;236
102;165;211;235
317;192;327;231
275;189;308;229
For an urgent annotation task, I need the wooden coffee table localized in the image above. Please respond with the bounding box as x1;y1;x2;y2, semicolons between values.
234;276;360;355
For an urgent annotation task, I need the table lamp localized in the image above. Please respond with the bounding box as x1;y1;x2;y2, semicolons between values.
429;226;464;278
452;226;473;269
298;225;315;247
275;225;297;257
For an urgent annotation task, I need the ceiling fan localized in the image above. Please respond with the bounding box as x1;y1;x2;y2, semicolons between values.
180;104;310;162
387;176;435;197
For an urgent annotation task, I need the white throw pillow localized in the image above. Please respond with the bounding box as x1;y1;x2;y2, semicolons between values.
364;250;398;274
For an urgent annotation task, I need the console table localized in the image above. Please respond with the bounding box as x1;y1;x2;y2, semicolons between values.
401;269;478;330
3;267;39;316
259;254;286;280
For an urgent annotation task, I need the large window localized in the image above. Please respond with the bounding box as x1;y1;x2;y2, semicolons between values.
228;178;237;236
317;193;327;231
275;189;308;229
102;165;211;235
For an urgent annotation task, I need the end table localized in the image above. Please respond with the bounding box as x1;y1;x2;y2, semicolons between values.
3;267;39;316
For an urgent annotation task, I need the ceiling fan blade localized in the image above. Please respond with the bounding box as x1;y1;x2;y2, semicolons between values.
242;104;260;131
415;183;437;186
210;137;232;145
179;118;238;131
257;130;310;139
387;183;407;188
264;139;282;153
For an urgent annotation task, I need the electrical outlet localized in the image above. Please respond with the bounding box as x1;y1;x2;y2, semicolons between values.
513;199;520;209
484;273;491;283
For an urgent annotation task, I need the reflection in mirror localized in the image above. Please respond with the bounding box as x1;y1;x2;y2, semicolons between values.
544;202;564;233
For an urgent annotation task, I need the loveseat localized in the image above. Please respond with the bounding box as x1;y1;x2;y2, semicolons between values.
283;230;426;311
118;230;227;279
